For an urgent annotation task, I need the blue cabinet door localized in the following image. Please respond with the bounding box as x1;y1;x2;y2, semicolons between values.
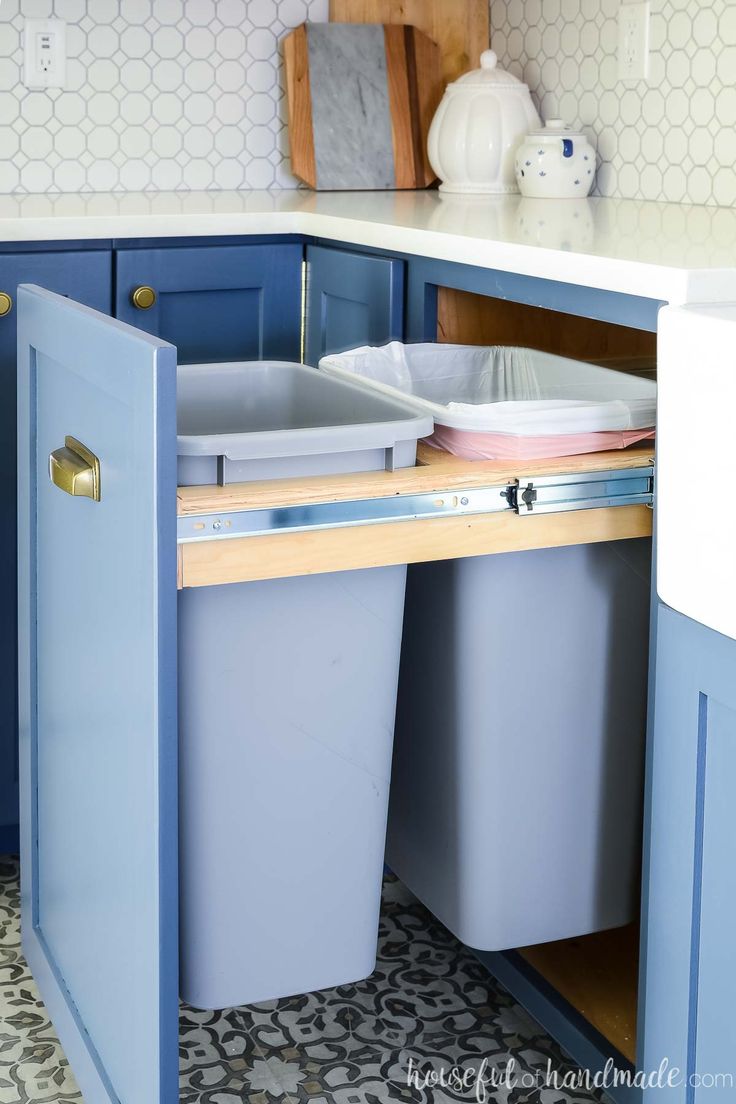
17;285;178;1103
0;250;111;852
642;603;736;1101
305;245;404;365
115;243;302;363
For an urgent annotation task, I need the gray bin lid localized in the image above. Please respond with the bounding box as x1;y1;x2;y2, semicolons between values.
176;361;434;461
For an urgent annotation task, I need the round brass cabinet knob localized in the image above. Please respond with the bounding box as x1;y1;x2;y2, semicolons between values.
0;292;13;318
131;285;157;310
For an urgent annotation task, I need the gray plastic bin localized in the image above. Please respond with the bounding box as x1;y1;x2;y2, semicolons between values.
319;344;651;950
386;539;650;950
176;360;426;485
177;360;432;1010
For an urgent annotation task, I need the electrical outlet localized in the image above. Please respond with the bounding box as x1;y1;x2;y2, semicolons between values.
24;19;66;90
618;0;650;81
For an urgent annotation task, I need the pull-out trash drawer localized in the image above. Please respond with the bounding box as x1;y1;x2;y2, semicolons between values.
320;342;655;948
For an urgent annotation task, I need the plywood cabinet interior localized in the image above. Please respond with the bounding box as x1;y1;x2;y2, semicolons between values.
521;926;640;1064
437;287;657;371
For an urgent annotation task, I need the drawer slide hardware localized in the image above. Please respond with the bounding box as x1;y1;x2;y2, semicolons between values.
506;467;654;516
179;485;512;543
178;465;654;544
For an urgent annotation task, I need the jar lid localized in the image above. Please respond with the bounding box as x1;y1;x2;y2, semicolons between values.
452;49;528;88
524;118;585;140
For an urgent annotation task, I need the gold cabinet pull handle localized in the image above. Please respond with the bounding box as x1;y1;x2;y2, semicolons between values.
131;285;157;310
49;437;101;502
0;292;12;317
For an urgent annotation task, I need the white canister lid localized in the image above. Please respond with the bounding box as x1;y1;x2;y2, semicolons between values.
451;49;528;88
524;118;586;141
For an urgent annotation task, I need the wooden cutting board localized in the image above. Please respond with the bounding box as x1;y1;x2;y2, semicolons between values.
329;0;489;85
284;22;442;190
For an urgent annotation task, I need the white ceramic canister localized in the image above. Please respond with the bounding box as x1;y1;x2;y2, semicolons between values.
515;120;596;198
427;50;541;195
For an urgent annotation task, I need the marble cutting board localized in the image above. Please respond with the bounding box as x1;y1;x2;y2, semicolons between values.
284;22;442;191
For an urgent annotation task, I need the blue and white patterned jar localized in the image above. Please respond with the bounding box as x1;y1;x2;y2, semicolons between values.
514;120;596;199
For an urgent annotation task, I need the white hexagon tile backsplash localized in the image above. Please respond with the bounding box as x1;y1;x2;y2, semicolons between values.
490;0;736;207
0;0;734;203
0;0;328;193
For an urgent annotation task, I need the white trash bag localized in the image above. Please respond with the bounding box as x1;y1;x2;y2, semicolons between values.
320;342;656;461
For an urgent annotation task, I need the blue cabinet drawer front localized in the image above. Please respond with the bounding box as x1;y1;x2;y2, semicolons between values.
115;244;303;364
305;246;404;366
0;250;112;840
644;604;736;1100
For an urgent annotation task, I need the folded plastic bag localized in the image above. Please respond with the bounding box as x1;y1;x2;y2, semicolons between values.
426;424;655;461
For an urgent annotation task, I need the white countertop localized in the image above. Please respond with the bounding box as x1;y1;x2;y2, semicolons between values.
2;189;736;305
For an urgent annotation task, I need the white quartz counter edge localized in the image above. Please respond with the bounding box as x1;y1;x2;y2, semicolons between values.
2;190;736;306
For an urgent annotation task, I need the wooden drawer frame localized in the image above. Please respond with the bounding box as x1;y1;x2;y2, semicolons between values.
177;442;654;589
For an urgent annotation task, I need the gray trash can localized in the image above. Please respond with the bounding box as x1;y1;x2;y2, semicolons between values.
386;540;650;950
176;361;432;1009
319;344;652;950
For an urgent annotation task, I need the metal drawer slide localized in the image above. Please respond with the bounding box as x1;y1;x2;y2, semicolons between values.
177;465;654;544
508;467;654;516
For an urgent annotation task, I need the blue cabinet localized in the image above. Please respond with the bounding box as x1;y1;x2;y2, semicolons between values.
115;243;302;364
305;245;404;365
0;249;112;851
642;603;736;1100
14;234;736;1103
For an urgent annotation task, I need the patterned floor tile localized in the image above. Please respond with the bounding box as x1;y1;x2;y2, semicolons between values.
1;855;605;1104
0;857;83;1104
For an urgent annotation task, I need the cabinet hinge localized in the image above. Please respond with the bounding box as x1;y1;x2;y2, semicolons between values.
299;257;308;364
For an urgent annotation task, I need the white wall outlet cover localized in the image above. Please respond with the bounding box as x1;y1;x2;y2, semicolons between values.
618;0;650;82
24;19;66;90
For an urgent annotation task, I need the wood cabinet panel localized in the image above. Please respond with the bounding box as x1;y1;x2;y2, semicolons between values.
329;0;489;85
521;926;640;1064
437;287;657;370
